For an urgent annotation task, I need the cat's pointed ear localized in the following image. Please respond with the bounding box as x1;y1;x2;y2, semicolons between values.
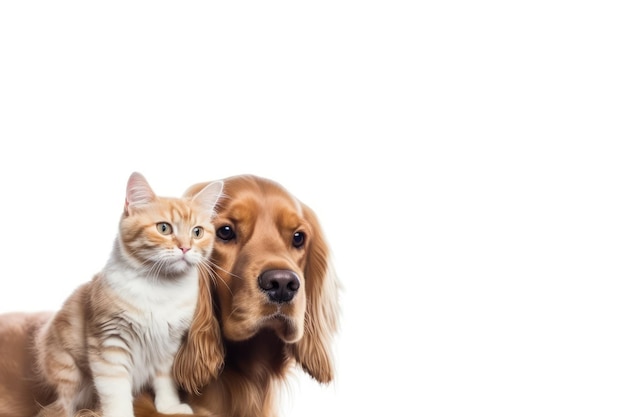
125;172;157;214
191;180;223;217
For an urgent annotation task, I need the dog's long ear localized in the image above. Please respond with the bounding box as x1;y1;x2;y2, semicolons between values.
293;204;341;384
172;258;224;395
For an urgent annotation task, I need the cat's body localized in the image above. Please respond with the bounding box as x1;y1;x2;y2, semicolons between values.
34;172;224;417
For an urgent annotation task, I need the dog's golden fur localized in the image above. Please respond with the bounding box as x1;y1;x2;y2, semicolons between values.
0;175;340;417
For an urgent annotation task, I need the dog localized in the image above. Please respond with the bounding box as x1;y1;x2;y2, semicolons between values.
0;174;341;417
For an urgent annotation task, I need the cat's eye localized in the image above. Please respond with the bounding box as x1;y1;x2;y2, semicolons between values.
192;226;204;239
216;225;235;242
156;222;173;235
292;231;306;248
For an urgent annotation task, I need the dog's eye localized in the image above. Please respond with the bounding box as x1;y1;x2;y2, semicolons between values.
292;231;306;248
216;225;236;241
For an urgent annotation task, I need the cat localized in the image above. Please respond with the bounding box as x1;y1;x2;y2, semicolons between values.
34;172;224;417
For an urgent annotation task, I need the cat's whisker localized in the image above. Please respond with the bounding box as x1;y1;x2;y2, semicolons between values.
210;263;245;281
198;259;218;279
139;257;159;282
198;261;233;297
150;258;169;282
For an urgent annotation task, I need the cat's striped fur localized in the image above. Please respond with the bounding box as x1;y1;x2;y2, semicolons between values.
33;172;224;417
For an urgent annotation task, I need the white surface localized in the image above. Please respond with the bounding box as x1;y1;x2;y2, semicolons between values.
1;1;625;416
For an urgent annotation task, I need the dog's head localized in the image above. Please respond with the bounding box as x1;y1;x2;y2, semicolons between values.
178;175;340;392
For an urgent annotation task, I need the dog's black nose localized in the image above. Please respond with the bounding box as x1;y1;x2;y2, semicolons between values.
258;269;301;303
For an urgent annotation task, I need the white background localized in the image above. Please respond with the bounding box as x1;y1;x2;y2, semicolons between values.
1;1;625;416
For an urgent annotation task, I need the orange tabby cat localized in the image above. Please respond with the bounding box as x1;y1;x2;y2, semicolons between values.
34;172;224;417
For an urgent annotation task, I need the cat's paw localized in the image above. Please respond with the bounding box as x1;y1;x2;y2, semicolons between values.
161;403;194;415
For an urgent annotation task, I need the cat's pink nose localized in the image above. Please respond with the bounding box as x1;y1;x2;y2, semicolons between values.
179;247;190;254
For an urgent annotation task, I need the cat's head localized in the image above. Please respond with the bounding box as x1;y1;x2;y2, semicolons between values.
118;172;223;278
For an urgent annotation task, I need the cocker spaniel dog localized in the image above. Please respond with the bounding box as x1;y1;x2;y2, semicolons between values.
0;174;341;417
